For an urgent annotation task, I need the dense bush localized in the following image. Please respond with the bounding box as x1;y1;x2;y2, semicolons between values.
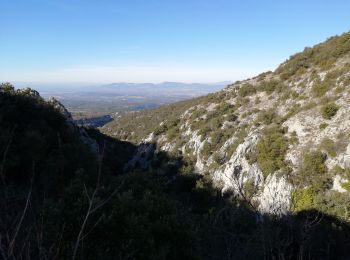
238;83;256;97
292;187;316;212
321;102;339;119
298;151;330;191
319;122;328;129
255;126;289;178
259;79;285;94
257;109;279;125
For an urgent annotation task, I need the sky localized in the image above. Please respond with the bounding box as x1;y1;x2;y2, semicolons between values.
1;0;350;85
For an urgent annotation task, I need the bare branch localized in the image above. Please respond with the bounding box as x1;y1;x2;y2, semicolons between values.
7;162;35;257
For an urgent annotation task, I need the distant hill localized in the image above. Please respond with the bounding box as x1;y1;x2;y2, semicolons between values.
99;81;231;96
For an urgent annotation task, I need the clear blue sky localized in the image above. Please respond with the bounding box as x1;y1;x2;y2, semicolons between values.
1;0;350;84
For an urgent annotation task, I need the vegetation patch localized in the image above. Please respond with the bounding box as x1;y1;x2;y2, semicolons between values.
319;122;328;130
257;109;280;125
298;151;330;191
312;78;333;97
321;102;339;119
292;187;316;212
252;126;289;178
318;137;337;157
238;83;256;97
258;79;285;94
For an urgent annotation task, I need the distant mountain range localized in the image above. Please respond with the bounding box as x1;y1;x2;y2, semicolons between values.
86;81;232;96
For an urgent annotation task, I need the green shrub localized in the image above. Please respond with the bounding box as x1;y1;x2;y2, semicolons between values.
319;123;328;130
312;78;331;97
319;137;337;157
211;131;224;146
201;141;212;158
199;126;211;141
238;83;256;97
226;113;238;122
243;179;257;198
292;187;316;212
154;123;168;136
257;109;279;125
256;71;272;81
321;102;339;119
280;89;298;101
0;82;16;93
259;80;285;94
341;181;350;192
298;151;328;189
212;151;225;165
290;131;299;144
255;126;289;178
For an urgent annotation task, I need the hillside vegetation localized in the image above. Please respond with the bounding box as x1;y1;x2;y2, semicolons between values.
0;84;198;259
102;31;350;221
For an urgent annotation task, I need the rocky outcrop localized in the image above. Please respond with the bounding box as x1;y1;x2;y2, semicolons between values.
47;96;73;123
213;130;264;193
124;143;155;172
257;173;293;215
47;96;99;153
332;175;348;193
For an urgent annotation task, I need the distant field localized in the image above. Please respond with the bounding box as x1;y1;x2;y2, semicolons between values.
38;81;230;119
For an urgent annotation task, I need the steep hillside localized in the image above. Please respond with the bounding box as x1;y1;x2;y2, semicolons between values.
0;84;198;259
102;31;350;217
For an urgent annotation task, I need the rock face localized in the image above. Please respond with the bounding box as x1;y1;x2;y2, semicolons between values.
344;143;350;169
47;96;99;154
124;143;155;172
47;96;73;123
332;175;348;193
257;173;293;215
213;130;263;193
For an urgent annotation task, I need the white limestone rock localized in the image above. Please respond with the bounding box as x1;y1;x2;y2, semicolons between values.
213;130;264;193
332;175;348;193
257;173;293;215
